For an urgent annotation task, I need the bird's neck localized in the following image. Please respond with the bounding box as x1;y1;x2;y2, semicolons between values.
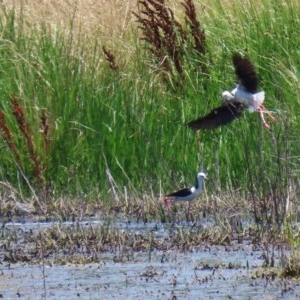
195;176;203;190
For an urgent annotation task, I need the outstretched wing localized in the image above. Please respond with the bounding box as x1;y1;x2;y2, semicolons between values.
187;102;245;131
232;53;259;93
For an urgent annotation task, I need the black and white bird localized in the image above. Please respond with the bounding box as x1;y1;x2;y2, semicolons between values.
163;171;206;210
188;53;275;131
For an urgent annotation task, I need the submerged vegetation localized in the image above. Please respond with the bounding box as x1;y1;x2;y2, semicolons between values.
0;0;300;275
0;218;250;264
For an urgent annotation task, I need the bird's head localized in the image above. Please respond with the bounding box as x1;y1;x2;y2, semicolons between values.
222;91;235;101
197;172;207;179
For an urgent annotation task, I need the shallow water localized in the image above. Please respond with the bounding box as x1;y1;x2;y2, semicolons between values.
1;218;300;299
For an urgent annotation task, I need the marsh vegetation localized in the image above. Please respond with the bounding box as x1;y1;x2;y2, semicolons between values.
1;0;300;298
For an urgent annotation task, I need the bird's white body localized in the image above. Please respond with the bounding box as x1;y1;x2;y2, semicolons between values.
222;85;265;113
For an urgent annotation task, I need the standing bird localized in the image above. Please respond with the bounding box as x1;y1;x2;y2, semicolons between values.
188;53;275;131
163;171;206;210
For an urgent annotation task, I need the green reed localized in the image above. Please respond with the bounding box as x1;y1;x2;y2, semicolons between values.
0;0;299;216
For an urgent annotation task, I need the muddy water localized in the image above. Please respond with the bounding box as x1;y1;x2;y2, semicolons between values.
1;219;300;299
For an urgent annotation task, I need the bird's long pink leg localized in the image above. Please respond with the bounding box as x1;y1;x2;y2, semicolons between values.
258;105;276;129
164;197;172;212
260;109;270;129
259;104;276;120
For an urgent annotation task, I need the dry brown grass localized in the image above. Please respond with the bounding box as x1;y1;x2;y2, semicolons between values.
1;0;288;60
1;0;136;40
0;0;138;64
0;1;206;61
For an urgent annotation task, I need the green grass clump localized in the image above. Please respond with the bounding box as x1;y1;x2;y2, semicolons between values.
0;0;299;227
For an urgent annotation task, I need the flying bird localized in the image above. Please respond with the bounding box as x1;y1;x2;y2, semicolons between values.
163;171;206;210
188;53;275;131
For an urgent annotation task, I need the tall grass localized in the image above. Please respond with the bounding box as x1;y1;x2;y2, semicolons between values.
0;0;299;221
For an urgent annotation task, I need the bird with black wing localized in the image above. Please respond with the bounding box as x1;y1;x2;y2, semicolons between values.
163;171;206;211
188;53;275;131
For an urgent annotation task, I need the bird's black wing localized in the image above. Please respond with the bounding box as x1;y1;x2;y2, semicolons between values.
167;188;192;197
232;53;259;93
187;101;245;131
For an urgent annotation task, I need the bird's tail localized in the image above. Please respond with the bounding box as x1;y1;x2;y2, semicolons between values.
247;91;265;112
253;91;265;108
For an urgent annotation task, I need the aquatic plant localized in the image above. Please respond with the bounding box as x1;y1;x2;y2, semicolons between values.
133;0;206;81
0;0;298;246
